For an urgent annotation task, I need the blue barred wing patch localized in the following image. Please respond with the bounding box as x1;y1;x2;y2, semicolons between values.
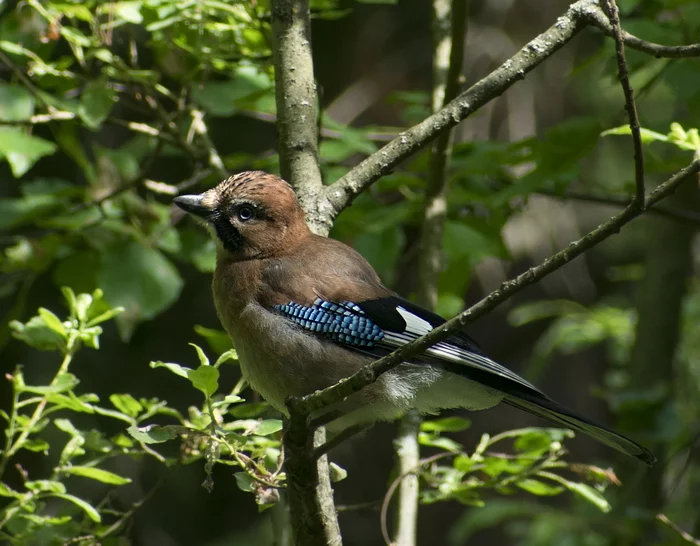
274;298;384;347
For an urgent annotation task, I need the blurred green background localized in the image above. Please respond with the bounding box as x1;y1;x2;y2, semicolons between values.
1;0;700;544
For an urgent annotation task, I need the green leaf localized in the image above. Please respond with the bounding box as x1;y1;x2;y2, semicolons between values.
46;393;95;414
127;424;180;444
61;287;79;318
150;360;192;379
10;315;65;352
234;472;255;492
189;343;210;367
421;416;471;433
114;1;143;23
255;419;283;436
54;417;80;436
0;83;35;121
53;493;101;522
187;366;220;396
418;432;462;452
25;480;66;494
513;428;573;453
516;478;564;496
453;455;475;472
214;349;238;367
21;438;50;453
65;466;132;485
20;373;79;395
99;241;183;339
79;80;116;129
194;325;234;355
481;457;529;478
86;307;124;327
191;66;272;116
601;125;670;144
0;127;57;177
329;462;347;482
109;393;143;418
541;473;611;512
212;394;244;408
0;195;64;231
38;308;67;337
0;483;21;498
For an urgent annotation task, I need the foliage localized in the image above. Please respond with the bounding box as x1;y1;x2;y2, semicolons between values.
128;343;285;508
414;418;615;513
0;290;285;543
0;289;136;544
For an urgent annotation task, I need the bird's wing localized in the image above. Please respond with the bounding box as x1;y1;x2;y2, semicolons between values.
272;293;655;465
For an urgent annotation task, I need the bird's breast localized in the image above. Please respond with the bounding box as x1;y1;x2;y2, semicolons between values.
221;302;371;414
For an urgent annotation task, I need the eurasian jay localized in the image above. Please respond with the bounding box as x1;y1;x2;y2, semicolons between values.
174;171;655;465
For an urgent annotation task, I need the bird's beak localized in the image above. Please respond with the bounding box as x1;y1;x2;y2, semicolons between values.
173;194;213;218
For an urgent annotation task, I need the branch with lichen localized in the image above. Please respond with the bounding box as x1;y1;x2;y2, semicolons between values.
271;0;326;235
269;1;342;545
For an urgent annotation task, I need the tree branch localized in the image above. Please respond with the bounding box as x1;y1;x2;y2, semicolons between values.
271;0;326;234
321;0;588;219
536;189;700;226
271;1;342;544
394;2;468;545
584;8;700;58
320;0;700;222
603;0;644;206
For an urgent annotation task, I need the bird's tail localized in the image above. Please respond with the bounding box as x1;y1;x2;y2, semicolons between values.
503;393;656;465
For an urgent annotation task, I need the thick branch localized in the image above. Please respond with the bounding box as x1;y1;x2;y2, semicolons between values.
271;0;325;233
603;0;644;206
271;2;342;544
293;159;700;417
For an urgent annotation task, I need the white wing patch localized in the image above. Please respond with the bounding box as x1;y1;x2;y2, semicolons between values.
382;305;543;395
395;306;432;335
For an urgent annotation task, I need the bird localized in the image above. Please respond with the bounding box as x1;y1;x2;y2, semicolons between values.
173;171;655;465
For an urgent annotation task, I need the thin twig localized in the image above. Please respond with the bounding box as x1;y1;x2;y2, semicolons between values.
537;189;700;226
603;0;644;206
584;8;700;58
657;514;700;545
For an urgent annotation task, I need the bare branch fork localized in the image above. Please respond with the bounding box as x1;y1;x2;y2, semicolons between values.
319;0;700;223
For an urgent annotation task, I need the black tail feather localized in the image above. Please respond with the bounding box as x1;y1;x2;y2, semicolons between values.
503;393;656;465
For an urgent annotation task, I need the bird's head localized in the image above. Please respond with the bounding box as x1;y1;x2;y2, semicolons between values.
174;171;310;260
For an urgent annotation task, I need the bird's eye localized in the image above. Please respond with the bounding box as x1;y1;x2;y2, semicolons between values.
237;205;255;222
